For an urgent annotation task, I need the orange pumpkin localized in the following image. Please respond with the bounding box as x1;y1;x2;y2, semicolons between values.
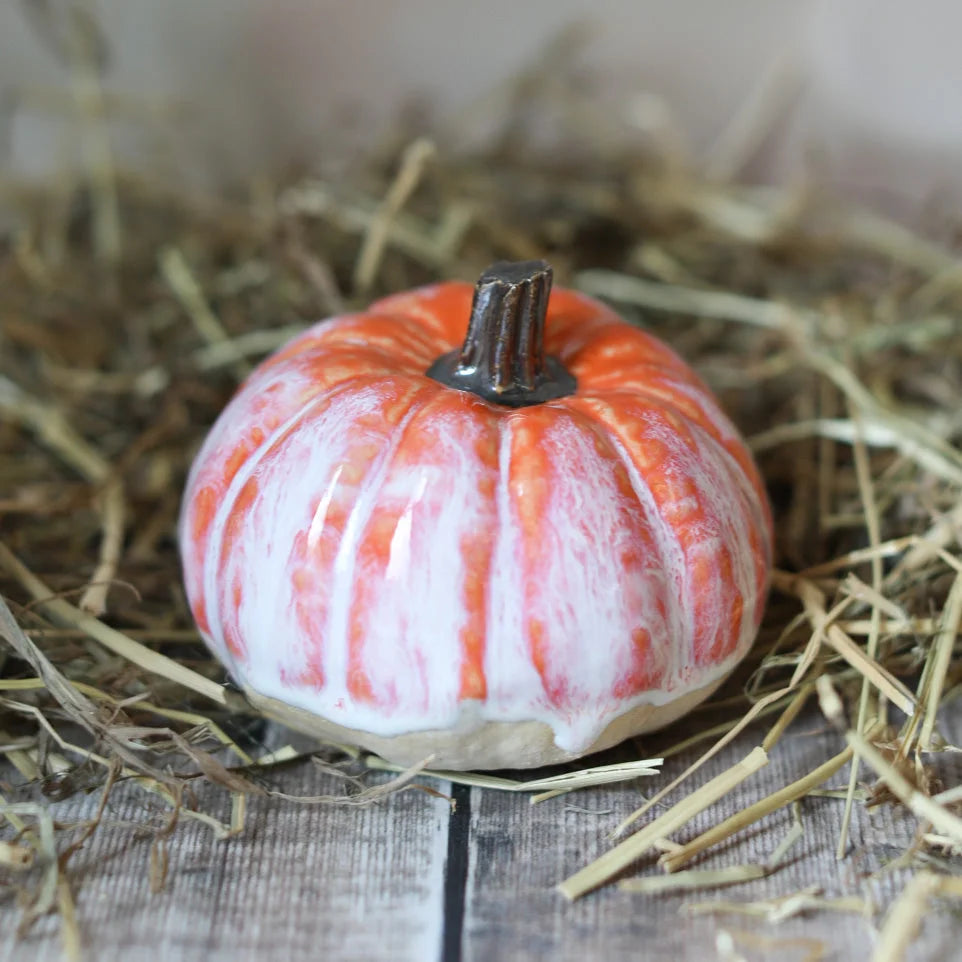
180;261;772;769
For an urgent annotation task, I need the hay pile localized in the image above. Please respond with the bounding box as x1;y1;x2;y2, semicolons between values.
2;21;962;961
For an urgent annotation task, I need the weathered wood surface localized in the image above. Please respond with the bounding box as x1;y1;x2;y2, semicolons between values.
2;703;961;962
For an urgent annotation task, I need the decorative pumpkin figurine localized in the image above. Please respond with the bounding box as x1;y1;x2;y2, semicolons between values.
180;261;772;770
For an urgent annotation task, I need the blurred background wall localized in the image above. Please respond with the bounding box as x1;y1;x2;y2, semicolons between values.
2;0;962;217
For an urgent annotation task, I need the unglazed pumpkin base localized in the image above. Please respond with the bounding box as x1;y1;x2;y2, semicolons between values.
243;672;730;771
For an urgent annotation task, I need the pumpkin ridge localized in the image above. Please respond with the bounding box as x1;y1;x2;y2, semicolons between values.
566;379;771;540
557;397;691;686
200;375;427;671
261;311;449;373
682;416;774;554
569;383;739;454
679;417;767;661
181;344;420;623
331;312;450;361
340;389;498;713
312;387;439;706
563;359;699;388
501;403;675;717
287;342;437;376
368;282;475;345
558;404;682;695
572;395;762;669
579;376;770;514
549;317;699;385
681;417;773;620
479;414;550;718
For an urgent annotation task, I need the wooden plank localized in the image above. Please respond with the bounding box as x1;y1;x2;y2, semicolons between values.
458;705;962;962
0;758;452;962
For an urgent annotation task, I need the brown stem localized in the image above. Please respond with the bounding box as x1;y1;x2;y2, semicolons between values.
426;260;576;407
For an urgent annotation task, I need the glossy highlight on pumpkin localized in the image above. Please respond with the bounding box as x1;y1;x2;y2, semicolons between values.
180;278;773;764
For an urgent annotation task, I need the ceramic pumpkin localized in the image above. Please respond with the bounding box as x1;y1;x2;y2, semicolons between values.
180;261;772;769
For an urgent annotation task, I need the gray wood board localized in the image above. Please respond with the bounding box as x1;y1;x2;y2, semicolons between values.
2;703;961;962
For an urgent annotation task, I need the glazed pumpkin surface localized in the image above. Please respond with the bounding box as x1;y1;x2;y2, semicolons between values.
180;279;772;755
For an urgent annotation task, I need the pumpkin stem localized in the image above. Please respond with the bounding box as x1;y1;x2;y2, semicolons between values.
426;260;576;407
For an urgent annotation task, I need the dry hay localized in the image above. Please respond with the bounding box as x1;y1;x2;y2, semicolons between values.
1;14;962;962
